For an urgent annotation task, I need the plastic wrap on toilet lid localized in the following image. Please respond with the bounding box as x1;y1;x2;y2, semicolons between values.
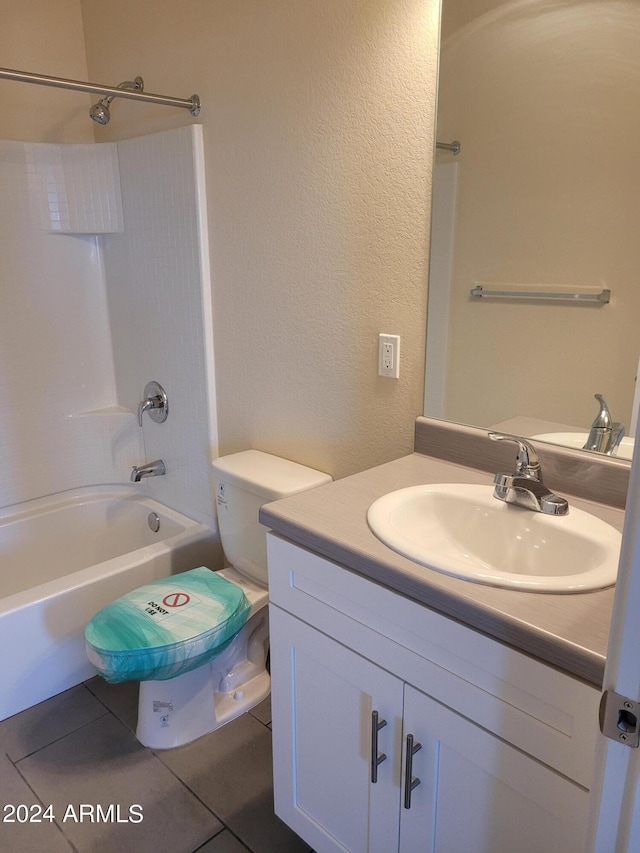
84;567;251;683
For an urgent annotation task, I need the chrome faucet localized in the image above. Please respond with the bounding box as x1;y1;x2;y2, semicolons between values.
583;394;625;455
137;381;168;427
488;433;569;515
131;460;166;482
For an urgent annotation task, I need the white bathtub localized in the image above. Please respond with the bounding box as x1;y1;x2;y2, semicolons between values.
0;486;219;721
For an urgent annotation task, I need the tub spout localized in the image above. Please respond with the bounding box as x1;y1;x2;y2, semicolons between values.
131;460;166;482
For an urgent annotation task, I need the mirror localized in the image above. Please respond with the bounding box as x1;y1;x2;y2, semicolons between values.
423;0;640;461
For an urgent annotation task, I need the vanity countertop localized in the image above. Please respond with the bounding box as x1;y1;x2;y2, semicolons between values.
260;451;624;687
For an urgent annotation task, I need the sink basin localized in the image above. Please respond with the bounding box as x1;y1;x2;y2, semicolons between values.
532;432;635;460
367;483;621;593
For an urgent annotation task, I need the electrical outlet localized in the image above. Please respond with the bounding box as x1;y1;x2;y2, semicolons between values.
378;334;400;378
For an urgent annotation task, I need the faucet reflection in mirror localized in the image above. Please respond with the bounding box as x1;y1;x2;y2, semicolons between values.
583;394;625;456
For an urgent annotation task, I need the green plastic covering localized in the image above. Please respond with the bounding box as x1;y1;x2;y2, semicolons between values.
84;567;251;683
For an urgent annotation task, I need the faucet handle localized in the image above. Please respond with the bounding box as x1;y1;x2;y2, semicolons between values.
137;381;168;428
488;432;541;476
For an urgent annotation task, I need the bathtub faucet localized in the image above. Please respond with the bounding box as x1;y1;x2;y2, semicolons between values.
131;460;166;482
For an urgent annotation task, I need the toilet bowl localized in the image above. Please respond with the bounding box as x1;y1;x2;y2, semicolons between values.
85;450;331;749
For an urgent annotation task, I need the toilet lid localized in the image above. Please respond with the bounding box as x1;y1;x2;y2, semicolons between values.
84;567;251;683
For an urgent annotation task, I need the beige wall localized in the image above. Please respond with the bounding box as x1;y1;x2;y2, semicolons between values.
79;0;438;479
0;0;94;143
436;0;640;431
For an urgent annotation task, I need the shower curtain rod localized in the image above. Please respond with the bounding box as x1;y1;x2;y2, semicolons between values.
0;66;200;116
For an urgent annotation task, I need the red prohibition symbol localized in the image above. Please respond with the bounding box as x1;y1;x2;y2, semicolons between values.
163;592;191;608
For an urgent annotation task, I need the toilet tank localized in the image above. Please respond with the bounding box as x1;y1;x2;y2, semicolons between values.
211;450;332;584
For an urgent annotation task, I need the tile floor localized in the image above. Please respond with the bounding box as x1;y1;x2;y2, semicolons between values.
0;679;313;853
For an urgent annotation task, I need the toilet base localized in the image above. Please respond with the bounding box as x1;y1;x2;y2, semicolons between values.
136;603;269;749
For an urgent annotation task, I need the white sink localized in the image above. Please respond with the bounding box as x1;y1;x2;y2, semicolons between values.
532;432;635;460
367;483;621;593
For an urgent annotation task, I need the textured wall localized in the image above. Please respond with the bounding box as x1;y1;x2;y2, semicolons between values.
81;0;438;479
0;0;94;143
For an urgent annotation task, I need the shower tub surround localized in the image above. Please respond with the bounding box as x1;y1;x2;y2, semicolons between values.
0;486;217;722
0;125;220;719
0;126;216;523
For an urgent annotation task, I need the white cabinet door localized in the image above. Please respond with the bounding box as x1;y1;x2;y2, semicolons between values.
270;606;404;853
399;685;590;853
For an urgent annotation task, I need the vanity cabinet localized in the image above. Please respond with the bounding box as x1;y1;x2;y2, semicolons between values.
267;533;600;853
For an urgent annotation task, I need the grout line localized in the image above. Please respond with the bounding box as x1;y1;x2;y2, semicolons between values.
9;752;80;852
12;712;110;764
191;826;253;852
149;724;267;853
82;680;138;734
248;712;272;730
6;700;303;853
77;686;273;852
151;748;228;826
190;825;226;852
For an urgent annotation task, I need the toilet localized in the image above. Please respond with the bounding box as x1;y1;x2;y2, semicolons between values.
84;450;331;749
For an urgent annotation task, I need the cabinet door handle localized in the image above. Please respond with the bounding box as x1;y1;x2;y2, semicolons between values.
370;710;388;783
403;734;422;809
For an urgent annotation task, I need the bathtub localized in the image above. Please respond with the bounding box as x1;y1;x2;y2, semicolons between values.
0;486;220;722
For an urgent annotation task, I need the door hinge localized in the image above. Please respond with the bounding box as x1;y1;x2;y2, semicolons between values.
599;690;640;748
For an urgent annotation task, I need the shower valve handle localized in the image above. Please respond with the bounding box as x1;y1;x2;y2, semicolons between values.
137;381;168;427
